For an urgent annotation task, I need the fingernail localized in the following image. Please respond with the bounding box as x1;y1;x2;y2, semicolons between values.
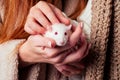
88;44;91;49
51;42;55;48
48;41;52;47
66;19;70;25
62;12;67;17
80;22;84;29
48;41;56;48
46;25;52;31
80;34;85;42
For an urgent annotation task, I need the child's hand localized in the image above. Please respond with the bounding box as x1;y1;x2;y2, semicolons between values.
24;1;70;34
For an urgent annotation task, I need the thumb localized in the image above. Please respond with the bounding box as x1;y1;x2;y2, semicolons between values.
45;37;56;48
29;35;56;48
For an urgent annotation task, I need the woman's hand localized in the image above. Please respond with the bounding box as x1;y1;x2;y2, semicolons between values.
55;62;85;76
24;1;70;34
18;35;73;68
54;23;91;76
55;36;90;76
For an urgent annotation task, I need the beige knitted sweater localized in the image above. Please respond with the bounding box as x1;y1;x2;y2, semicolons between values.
0;0;120;80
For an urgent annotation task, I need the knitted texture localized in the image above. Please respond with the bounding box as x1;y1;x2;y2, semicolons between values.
85;0;112;80
108;0;120;79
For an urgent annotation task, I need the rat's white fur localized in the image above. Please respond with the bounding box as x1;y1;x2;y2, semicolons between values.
44;23;72;46
44;13;91;46
63;12;90;40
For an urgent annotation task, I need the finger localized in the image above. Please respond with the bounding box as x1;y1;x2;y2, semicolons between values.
69;23;83;46
58;65;82;76
68;62;85;69
41;44;72;59
82;43;91;59
61;70;71;76
36;1;59;24
24;25;37;34
35;45;72;64
25;17;46;34
31;8;51;30
29;35;56;48
35;47;70;65
63;36;88;64
49;3;70;25
55;65;71;76
63;64;82;72
50;51;70;64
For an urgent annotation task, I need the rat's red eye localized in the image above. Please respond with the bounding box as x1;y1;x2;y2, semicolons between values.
64;32;67;35
55;32;58;35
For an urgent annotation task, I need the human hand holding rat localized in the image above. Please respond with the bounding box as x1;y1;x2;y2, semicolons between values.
53;23;90;76
19;35;73;67
24;1;70;34
22;1;90;76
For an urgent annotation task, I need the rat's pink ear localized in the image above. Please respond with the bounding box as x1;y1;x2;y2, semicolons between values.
67;24;72;30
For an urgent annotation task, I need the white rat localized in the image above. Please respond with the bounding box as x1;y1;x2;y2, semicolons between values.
44;13;90;47
44;23;72;46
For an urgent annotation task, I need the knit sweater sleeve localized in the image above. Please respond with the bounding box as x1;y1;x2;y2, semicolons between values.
0;40;24;80
0;40;44;80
